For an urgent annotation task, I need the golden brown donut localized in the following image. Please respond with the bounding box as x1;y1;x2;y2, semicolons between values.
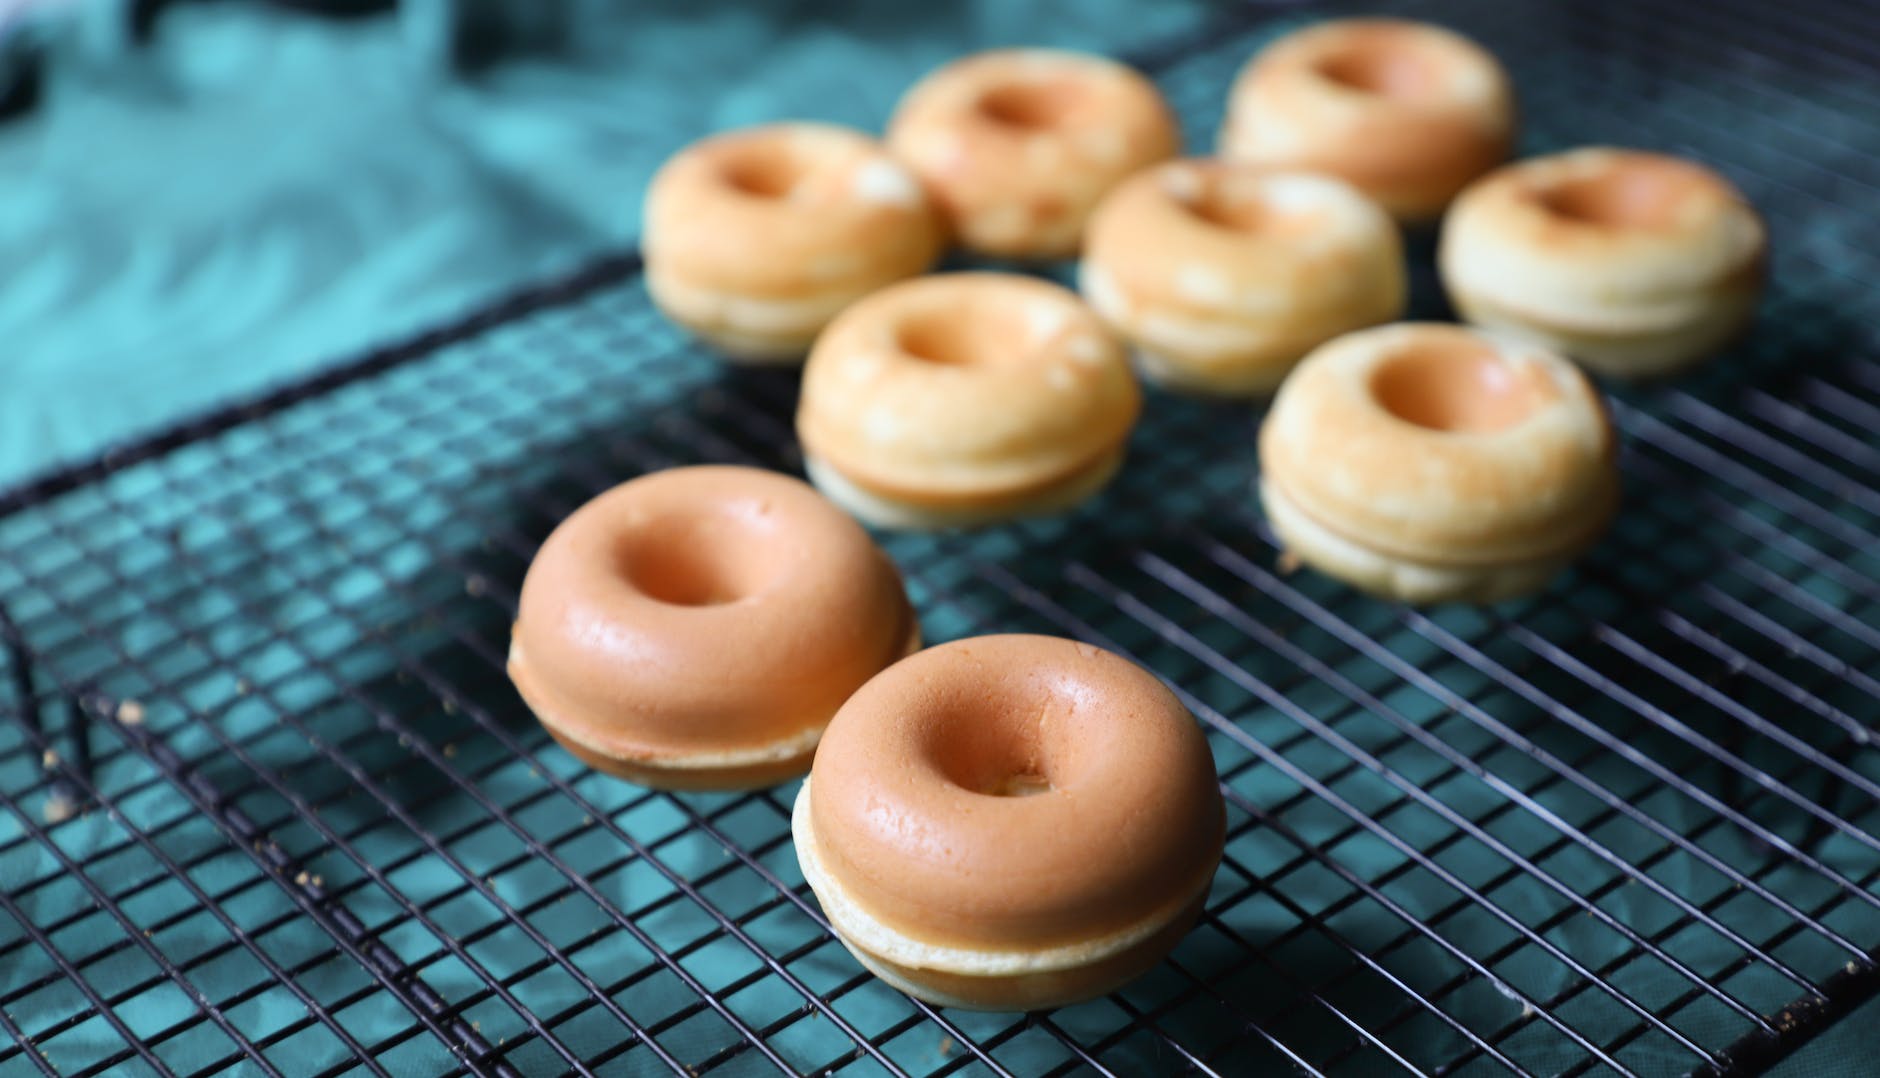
1259;323;1619;604
796;273;1140;529
887;49;1180;259
794;634;1225;1010
1440;147;1767;379
643;123;945;363
508;466;918;789
1081;159;1406;395
1218;18;1515;223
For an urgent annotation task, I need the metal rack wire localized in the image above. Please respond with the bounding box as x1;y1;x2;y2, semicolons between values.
2;0;1877;1074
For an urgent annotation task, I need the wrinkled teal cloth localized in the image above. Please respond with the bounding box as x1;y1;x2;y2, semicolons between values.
0;0;1210;486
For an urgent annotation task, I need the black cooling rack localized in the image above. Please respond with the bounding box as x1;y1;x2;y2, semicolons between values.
3;1;1879;1075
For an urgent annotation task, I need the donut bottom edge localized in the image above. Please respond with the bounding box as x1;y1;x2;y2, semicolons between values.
647;268;869;366
1448;288;1759;382
539;723;822;792
793;778;1215;1012
835;892;1208;1012
1131;344;1296;398
1259;476;1608;606
510;619;921;792
803;449;1126;531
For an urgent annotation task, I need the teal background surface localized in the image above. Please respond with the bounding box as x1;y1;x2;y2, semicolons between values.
1;1;1876;1075
0;0;1212;487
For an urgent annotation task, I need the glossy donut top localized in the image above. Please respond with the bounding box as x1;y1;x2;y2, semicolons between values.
1260;323;1617;565
887;49;1180;258
511;466;916;760
1440;148;1766;319
643;123;944;297
1084;159;1403;319
796;273;1140;503
807;635;1224;951
1220;18;1514;221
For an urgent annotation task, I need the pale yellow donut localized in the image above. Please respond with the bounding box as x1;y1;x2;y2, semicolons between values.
887;49;1180;259
1440;147;1767;379
643;123;945;363
1259;323;1619;604
796;273;1140;529
1218;19;1514;223
1081;159;1406;395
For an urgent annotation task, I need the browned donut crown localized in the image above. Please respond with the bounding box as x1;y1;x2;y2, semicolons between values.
643;123;945;361
508;466;917;788
806;635;1224;952
888;49;1180;258
1219;18;1516;222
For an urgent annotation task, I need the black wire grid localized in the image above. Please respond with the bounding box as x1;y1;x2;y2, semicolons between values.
3;1;1879;1075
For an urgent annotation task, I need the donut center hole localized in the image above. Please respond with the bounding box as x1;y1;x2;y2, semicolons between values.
719;145;807;200
984;772;1054;798
1179;180;1324;239
896;303;1049;367
977;79;1081;130
616;512;774;606
1537;160;1696;230
1316;39;1442;99
1370;338;1551;434
932;713;1055;798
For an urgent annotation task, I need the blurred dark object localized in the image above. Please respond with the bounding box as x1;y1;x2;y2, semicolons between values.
0;0;395;124
399;0;570;75
267;0;390;15
0;23;41;119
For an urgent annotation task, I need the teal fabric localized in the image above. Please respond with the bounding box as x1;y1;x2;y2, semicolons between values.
0;0;1212;487
1771;1000;1878;1078
1;3;1876;1076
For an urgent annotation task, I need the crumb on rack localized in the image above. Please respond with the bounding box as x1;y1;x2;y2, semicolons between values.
117;699;146;725
43;794;75;825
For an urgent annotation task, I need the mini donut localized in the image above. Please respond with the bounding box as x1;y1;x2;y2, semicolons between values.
796;273;1140;530
1259;323;1619;604
794;634;1225;1011
1218;19;1515;223
643;123;945;363
1081;159;1406;395
1440;147;1767;379
508;466;919;789
887;49;1180;259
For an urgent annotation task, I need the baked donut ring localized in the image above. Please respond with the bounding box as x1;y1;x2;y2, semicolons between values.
887;49;1180;259
509;466;919;789
797;273;1140;529
1081;159;1406;395
1440;148;1767;379
643;123;945;363
1259;323;1619;604
794;634;1225;1011
1218;18;1515;223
